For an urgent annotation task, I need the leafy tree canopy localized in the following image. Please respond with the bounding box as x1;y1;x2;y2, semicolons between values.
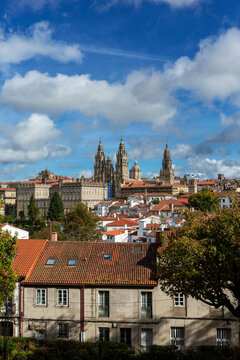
157;205;240;319
189;187;220;212
27;195;39;224
63;203;101;241
48;192;64;221
0;230;17;305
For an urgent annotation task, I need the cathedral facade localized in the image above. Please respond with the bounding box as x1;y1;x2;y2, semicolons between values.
93;138;130;197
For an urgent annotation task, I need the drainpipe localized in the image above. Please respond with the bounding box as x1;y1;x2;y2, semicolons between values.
80;285;85;342
19;284;22;337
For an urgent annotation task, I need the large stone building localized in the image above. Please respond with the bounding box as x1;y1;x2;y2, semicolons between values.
94;138;135;198
17;241;239;347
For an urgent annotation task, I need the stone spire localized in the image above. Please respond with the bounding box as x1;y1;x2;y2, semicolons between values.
115;137;129;184
159;143;174;184
94;138;106;182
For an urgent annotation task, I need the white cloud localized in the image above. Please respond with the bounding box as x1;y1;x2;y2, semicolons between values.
78;169;93;178
0;113;71;163
128;137;164;160
0;21;82;66
10;0;62;11
171;143;192;158
97;0;201;10
0;163;27;181
166;28;240;103
176;156;240;180
0;69;176;127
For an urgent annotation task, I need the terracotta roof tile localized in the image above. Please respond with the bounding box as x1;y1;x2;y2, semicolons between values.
13;239;48;278
23;242;159;286
106;218;139;227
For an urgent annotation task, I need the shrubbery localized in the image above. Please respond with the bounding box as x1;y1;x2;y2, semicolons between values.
0;337;239;360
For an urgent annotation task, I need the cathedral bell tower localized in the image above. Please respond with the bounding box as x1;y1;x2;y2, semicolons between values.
115;138;129;184
94;139;106;182
159;143;174;184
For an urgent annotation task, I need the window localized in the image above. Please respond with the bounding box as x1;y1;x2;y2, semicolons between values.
57;290;68;306
141;329;153;347
68;259;77;266
174;293;185;307
120;328;131;346
58;323;68;338
36;289;46;306
141;292;152;318
171;327;185;350
35;330;46;340
103;254;112;261
217;328;231;346
99;327;110;341
46;258;56;265
99;291;109;317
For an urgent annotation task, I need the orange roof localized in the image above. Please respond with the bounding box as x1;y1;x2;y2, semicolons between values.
197;180;218;185
106;218;139;227
144;223;160;230
23;242;159;286
102;229;125;236
13;239;48;278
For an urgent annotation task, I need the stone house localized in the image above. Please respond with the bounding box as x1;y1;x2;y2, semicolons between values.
21;241;238;347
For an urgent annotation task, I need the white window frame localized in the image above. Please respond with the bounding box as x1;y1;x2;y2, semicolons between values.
36;289;47;306
217;328;231;346
174;293;185;307
171;327;185;350
99;291;109;317
57;289;68;306
141;292;152;318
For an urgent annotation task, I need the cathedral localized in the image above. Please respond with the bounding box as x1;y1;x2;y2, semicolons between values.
93;138;132;197
93;138;177;198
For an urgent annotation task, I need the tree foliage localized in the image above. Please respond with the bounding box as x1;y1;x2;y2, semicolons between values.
189;187;220;212
0;230;17;305
63;203;101;241
27;195;39;224
48;192;64;221
157;205;240;318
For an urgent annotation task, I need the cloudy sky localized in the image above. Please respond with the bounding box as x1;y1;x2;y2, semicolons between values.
0;0;240;181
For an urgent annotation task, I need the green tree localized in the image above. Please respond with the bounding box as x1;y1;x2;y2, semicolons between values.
189;187;220;212
27;195;39;224
0;230;17;306
47;192;64;221
157;205;240;319
63;203;101;241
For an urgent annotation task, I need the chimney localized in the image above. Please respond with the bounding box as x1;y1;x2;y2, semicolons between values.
51;232;58;242
170;203;174;213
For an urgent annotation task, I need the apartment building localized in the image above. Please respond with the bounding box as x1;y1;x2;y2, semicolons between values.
21;241;238;347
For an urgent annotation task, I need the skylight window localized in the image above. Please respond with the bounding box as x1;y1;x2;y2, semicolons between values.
103;254;112;261
46;258;56;265
68;259;77;266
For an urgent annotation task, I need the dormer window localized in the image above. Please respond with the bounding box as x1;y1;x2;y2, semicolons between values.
103;254;112;261
68;259;77;266
46;258;56;265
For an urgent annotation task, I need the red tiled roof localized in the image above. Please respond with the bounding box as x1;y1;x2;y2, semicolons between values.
13;239;48;278
102;229;125;236
144;223;160;230
197;180;218;185
23;242;159;286
106;218;139;227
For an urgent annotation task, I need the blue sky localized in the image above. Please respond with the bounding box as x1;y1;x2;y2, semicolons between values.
0;0;240;181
